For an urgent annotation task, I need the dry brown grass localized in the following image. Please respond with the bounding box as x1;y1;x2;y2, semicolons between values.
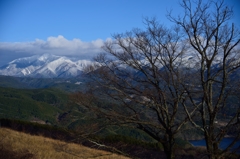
0;127;130;159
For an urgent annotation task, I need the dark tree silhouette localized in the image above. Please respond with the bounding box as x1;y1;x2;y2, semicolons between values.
168;0;240;158
73;19;199;159
72;0;240;158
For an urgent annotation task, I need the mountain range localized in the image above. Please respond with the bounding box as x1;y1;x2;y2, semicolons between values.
0;54;93;78
1;53;239;79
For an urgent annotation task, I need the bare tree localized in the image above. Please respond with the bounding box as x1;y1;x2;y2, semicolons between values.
71;0;240;158
73;19;200;159
168;0;240;158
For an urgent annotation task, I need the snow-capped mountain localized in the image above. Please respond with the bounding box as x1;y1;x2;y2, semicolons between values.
0;54;93;78
1;52;239;79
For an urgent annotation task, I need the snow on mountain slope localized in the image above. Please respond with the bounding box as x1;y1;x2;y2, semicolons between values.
0;54;93;78
1;52;235;78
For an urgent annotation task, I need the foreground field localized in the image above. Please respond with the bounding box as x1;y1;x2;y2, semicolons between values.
0;128;130;159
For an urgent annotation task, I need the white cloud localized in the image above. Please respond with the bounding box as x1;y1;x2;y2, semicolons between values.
0;35;107;66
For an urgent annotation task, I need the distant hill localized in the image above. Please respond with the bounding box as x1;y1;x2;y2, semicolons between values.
0;86;99;128
0;87;66;124
0;75;88;92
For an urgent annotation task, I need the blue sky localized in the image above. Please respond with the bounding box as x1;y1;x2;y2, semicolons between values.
0;0;239;66
0;0;182;42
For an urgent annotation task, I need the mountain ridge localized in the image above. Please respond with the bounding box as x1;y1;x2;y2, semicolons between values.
0;54;93;78
1;53;239;79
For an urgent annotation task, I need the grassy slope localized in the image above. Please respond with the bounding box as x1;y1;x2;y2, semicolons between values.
0;127;130;159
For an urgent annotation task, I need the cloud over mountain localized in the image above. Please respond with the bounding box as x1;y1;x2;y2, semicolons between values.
0;35;107;66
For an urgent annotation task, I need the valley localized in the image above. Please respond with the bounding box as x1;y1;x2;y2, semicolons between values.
0;51;239;158
0;75;202;158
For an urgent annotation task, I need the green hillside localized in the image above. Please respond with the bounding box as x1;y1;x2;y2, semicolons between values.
0;87;68;125
0;86;98;129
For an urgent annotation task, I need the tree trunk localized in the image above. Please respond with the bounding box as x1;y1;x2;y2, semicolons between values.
206;135;220;159
162;133;175;159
